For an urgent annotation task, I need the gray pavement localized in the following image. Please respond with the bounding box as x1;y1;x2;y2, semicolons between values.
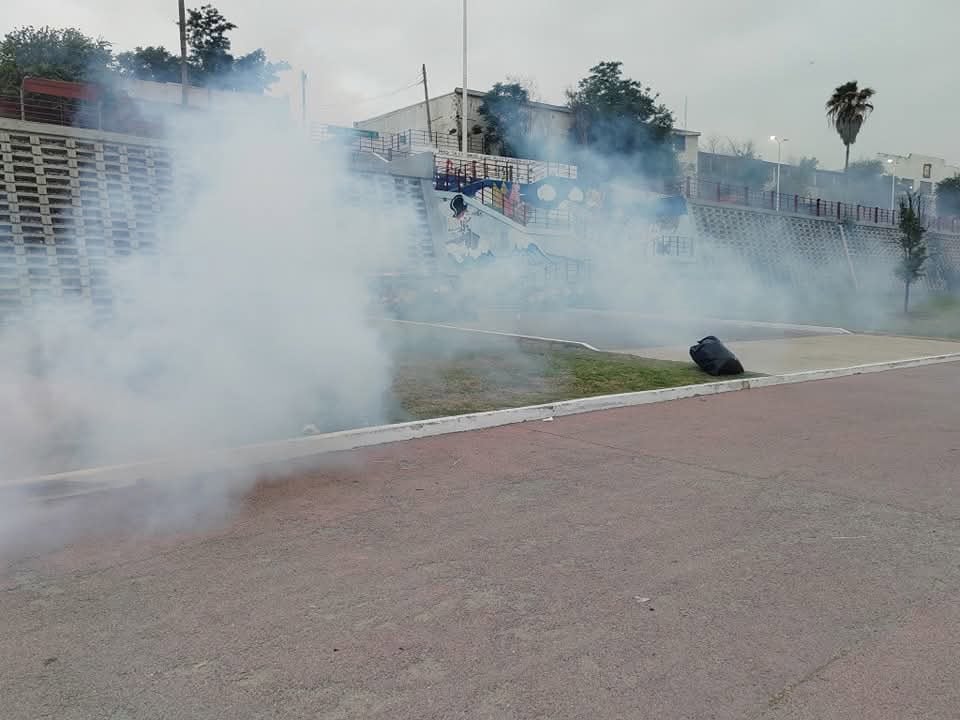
462;309;838;349
632;333;960;375
3;363;960;719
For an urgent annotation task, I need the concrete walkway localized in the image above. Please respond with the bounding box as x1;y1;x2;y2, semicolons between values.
3;362;960;719
625;333;960;374
462;309;842;350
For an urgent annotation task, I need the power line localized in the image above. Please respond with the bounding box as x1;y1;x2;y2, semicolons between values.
310;75;424;110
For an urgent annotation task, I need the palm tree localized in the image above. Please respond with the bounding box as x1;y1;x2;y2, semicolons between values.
825;81;876;171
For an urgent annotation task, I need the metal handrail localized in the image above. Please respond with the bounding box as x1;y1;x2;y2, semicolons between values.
1;92;165;138
682;176;960;233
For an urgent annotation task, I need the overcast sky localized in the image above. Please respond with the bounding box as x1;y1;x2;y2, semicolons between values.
6;0;959;170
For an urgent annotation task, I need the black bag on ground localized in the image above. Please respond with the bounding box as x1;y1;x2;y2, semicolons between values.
689;336;744;376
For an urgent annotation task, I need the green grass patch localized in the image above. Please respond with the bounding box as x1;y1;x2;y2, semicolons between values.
390;341;718;421
872;295;960;339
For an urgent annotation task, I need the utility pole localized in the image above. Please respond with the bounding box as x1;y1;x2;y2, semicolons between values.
301;71;308;126
178;0;189;106
461;0;468;154
422;64;433;144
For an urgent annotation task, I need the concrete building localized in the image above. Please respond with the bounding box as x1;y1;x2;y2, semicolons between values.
697;149;946;211
878;152;960;197
354;88;700;175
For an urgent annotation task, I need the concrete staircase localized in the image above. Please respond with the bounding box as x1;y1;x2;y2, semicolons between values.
363;173;436;275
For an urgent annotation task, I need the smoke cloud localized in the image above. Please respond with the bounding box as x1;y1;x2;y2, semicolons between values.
443;120;945;348
0;100;418;551
2;75;950;559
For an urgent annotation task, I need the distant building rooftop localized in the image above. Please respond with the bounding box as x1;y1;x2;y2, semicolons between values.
356;88;700;136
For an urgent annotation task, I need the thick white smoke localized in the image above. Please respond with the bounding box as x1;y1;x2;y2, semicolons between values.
444;132;935;356
0;107;410;523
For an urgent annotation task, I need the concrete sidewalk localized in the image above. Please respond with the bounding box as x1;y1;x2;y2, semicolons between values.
625;333;960;374
3;362;960;719
462;309;842;350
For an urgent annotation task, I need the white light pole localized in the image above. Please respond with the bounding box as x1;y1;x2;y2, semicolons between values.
461;0;468;155
886;157;898;211
770;135;789;211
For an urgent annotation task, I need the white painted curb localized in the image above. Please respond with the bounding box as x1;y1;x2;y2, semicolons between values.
389;319;601;351
7;351;960;497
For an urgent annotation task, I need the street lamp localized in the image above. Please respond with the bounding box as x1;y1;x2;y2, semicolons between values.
770;135;789;211
461;0;468;154
886;157;898;211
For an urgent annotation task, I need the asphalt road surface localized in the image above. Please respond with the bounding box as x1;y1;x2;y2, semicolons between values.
3;363;960;719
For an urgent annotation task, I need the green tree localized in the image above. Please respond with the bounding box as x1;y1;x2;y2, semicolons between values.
230;49;288;93
115;46;181;83
2;10;287;96
825;81;876;172
185;5;288;92
935;175;960;218
0;26;114;94
894;192;929;313
566;61;677;180
478;81;530;157
186;4;236;84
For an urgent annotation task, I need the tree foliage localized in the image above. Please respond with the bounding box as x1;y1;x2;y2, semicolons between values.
1;6;288;96
825;80;876;171
115;46;181;83
566;61;677;180
185;5;236;83
935;175;960;218
182;5;288;92
229;49;288;93
478;82;530;158
0;26;113;93
894;192;929;313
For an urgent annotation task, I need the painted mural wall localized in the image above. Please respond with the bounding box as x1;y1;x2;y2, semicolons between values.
435;195;592;307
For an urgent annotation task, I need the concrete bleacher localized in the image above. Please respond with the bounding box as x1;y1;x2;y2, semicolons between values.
0;118;440;322
688;200;959;295
4;115;959;324
929;232;960;288
0;121;174;319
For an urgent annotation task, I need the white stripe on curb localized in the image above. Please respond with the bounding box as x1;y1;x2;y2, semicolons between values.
388;319;602;351
7;351;960;496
